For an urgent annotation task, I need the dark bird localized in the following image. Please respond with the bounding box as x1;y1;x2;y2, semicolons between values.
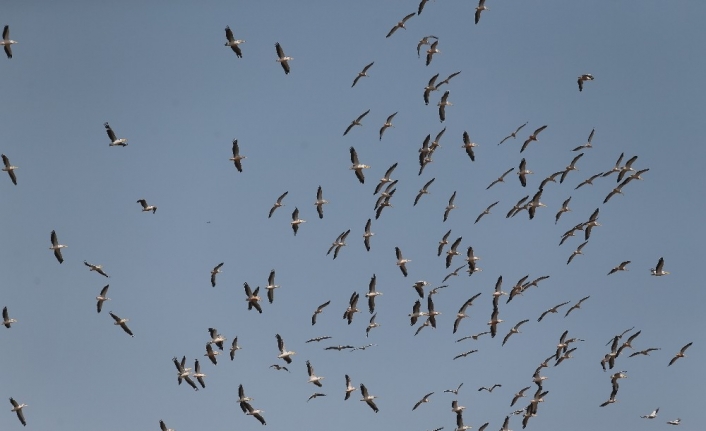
352;62;374;87
521;125;548;153
386;12;416;38
275;42;292;74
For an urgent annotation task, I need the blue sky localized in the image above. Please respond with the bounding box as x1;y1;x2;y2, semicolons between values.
1;1;705;430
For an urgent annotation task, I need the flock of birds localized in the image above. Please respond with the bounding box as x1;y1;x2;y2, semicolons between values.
0;3;696;431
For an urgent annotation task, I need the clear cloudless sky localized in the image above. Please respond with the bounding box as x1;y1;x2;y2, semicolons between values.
1;1;705;430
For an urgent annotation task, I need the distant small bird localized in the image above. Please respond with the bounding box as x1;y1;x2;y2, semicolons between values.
229;139;246;172
109;311;134;337
275;42;292;74
2;306;17;328
521;125;548;153
437;91;452;122
666;418;681;426
417;35;438;57
314;186;328;219
160;419;174;431
104;123;128;147
555;197;572;224
478;384;502;392
49;230;68;264
567;241;589;265
608;261;631;275
668;342;692;366
224;26;245;57
565;296;590;317
349;147;370;184
84;260;109;278
444;383;464;395
95;285;110;313
577;74;594;91
291;207;305;236
475;0;489;24
443;191;457;222
268;191;288;218
230;337;241;360
640;407;659;419
379;112;398;140
211;263;224;287
270;364;289;372
412;392;434;410
396;247;410;277
1;26;18;59
650;257;669;276
475;201;499;224
360;383;379;413
311;300;331;326
386;12;416;38
9;397;27;426
307;393;326;402
137;199;158;214
352;61;375;87
572;129;595;151
517;158;533;187
425;40;440;66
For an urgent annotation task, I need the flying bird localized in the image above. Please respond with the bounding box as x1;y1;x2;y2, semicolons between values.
229;139;246;172
437;91;452;122
650;257;669;276
314;186;328;219
360;384;379;412
608;261;631;275
517;158;533;187
416;35;438;57
104;123;127;147
342;291;360;324
275;42;292;74
412;392;434;410
224;26;245;57
1;154;18;185
311;300;331;326
242;402;266;425
499;122;528;145
475;201;499;224
265;269;279;303
291;207;305;236
425;40;440;66
443;191;457;222
559;153;584;184
366;274;382;313
640;407;660;419
366;313;380;337
349;147;370;184
475;0;489;24
423;74;440;105
521;125;548;153
573;129;595;151
276;333;296;364
502;319;530;346
577;74;594;91
461;131;478;162
1;25;17;59
555;197;572;224
137;199;157;214
193;359;207;388
95;285;110;313
478;384;502;392
575;172;604;190
352;61;374;87
109;311;134;337
374;163;398;195
363;218;374;251
49;230;67;264
414;177;435;206
565;296;590;317
306;360;325;387
160;420;174;431
210;263;224;287
537;302;570;322
379;112;398;140
668;342;692;366
243;283;263;313
386;12;416;38
230;337;241;360
84;260;109;278
9;397;26;426
2;306;17;328
396;247;410;277
453;293;481;334
567;241;589;265
268;191;288;218
453;349;478;360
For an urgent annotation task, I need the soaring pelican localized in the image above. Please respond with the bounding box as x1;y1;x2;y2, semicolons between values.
366;313;380;337
49;230;67;264
365;274;382;313
109;311;134;337
564;296;590;317
414;177;435;206
395;247;410;277
559;153;584;184
608;261;631;275
413;392;434;410
650;257;669;276
362;218;374;251
352;61;374;87
575;172;604;190
224;26;245;58
438;91;452;122
208;327;226;350
417;35;438;57
95;285;110;313
475;201;499;224
555;197;572;224
502;320;529;346
577;74;594;91
311;300;330;326
566;241;589;265
265;269;279;304
537;302;569;322
445;236;462;268
379;112;398;140
499;122;528;145
2;306;17;328
344;110;371;136
268;191;288;218
160;420;174;431
291;207;305;236
276;333;295;363
461;131;478;162
192;359;206;388
517;158;533;187
243;283;262;313
640;407;659;419
9;398;27;426
521;125;548;153
173;356;198;390
314;186;328;219
453;293;481;334
306;360;325;387
475;0;488;24
210;262;224;287
137;199;157;214
1;26;17;59
360;384;379;412
386;12;416;38
573;128;595;151
446;383;464;395
349;147;370;184
229;139;246;172
423;74;440;105
345;375;357;400
104;122;127;146
2;154;18;185
84;261;109;278
443;191;457;222
204;343;219;365
425;40;440;66
230;337;241;360
668;342;692;366
275;42;292;74
342;291;360;324
242;402;266;425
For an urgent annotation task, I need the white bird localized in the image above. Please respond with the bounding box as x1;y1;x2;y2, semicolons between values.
342;291;360;325
567;241;589;265
192;359;207;388
104;122;128;147
306;360;325;387
208;327;226;350
565;296;590;318
275;42;292;74
159;420;174;431
137;199;157;214
573;128;595;151
345;375;357;400
1;154;18;185
360;384;379;413
314;186;328;219
84;260;109;278
265;269;280;304
640;407;659;419
453;293;481;334
521;125;548;153
438;91;452;122
395;247;410;277
578;74;594;91
352;61;374;87
365;274;382;313
560;153;584;184
423;74;440;105
475;201;499;224
366;313;380;337
668;342;693;366
49;230;67;264
667;418;681;426
95;285;110;313
413;392;434;411
575;172;603;189
349;146;370;184
443;191;457;222
9;397;26;426
555;197;572;224
109;311;134;337
651;257;670;276
608;260;631;275
291;207;305;236
379;112;398;140
386;12;416;38
475;0;488;24
517;158;533;187
173;356;198;390
511;386;531;407
242;402;266;425
416;35;438;57
2;306;17;328
499;122;528;145
224;26;245;58
243;283;262;313
502;319;530;346
268;191;288;218
425;40;440;66
229;139;246;172
537;301;569;322
362;218;374;252
344;110;371;136
461;131;478;162
374;163;398;195
210;263;224;287
1;26;17;59
276;333;296;364
230;337;241;360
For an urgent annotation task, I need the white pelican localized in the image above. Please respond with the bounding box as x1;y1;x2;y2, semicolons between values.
276;333;295;363
345;375;356;400
2;306;17;328
374;180;397;210
478;384;501;392
641;407;659;419
566;241;588;265
9;397;26;426
137;199;157;214
437;90;451;122
456;412;473;431
517;158;533;187
575;172;603;190
349;146;370;184
603;152;625;177
374;163;398;195
423;74;440;105
527;189;546;220
314;186;328;219
238;384;253;406
192;359;206;388
425;40;440;66
306;360;325;387
360;384;379;412
666;419;681;426
1;26;17;59
461;131;478;162
95;285;110;313
275;42;291;74
668;342;692;366
160;420;174;431
230;337;241;360
475;0;488;24
650;257;669;276
564;295;590;317
49;230;67;264
365;274;381;313
444;384;464;396
109;311;134;337
352;61;374;88
538;170;563;190
414;177;435;206
290;207;305;236
577;74;594;91
306;336;332;343
453;349;478;360
559;153;584;183
229;139;246;172
327;229;350;259
268;191;288;218
511;386;531;407
475;201;499;224
224;26;244;58
573;128;595;151
445;236;462;268
210;262;224;287
307;393;326;402
617;155;638;182
499;122;528;145
84;260;109;278
265;269;279;304
362;218;374;251
426;295;441;328
104;122;127;147
417;35;438;57
344;109;370;136
208;327;226;350
608;260;631;275
488;307;503;337
521;125;548;153
386;12;416;38
584;207;601;240
412;280;429;299
409;299;428;325
453;293;481;334
413;392;434;411
243;283;262;313
366;313;379;337
173;356;198;390
554;196;572;224
395;247;410;277
2;154;18;184
537;301;569;322
242;402;266;425
502;319;529;346
443;191;457;222
603;184;625;204
311;300;330;326
379;112;398;140
342;291;360;324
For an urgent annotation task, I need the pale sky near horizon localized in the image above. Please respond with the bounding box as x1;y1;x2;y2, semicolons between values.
1;2;704;430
